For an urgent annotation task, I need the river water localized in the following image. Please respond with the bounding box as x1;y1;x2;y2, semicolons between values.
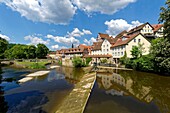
85;70;170;113
0;66;84;113
0;66;170;113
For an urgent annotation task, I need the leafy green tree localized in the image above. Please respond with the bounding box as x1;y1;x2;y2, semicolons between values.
150;38;170;73
131;46;140;59
149;0;170;74
0;37;8;59
159;0;170;40
26;45;36;59
131;44;145;59
5;44;27;59
36;44;49;58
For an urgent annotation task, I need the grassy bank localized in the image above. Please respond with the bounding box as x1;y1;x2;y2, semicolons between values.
14;61;50;69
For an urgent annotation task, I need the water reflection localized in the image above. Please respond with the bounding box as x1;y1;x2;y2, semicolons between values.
96;70;170;113
0;66;85;113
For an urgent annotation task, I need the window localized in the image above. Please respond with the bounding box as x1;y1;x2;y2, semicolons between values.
118;52;120;56
134;39;136;42
121;52;123;55
107;49;109;52
103;45;105;47
138;39;141;43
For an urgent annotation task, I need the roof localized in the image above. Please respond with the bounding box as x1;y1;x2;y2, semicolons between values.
152;24;163;32
98;33;115;44
84;54;112;58
78;44;92;49
111;33;143;48
65;47;84;54
128;22;154;35
92;41;103;50
114;30;128;42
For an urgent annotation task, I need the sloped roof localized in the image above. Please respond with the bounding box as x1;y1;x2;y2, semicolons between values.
114;30;128;42
152;24;163;32
92;41;103;50
111;33;143;48
98;33;115;44
128;22;154;35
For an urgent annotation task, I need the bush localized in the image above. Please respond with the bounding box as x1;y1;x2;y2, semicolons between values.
101;59;108;63
58;60;62;65
72;57;86;67
125;55;154;72
86;57;92;66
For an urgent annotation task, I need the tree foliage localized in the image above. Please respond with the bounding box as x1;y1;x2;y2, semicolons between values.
131;44;144;59
159;0;170;40
0;37;8;59
5;44;49;59
36;44;49;58
72;56;86;67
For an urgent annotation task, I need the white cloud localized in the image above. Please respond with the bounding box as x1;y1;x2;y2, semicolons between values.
67;28;92;37
24;35;50;45
1;0;77;25
51;44;59;49
72;0;136;14
51;45;67;50
46;28;92;46
47;34;80;46
1;0;137;25
82;29;92;35
84;37;96;45
0;34;10;41
105;19;142;36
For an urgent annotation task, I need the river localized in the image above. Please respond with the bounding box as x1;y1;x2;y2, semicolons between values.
85;70;170;113
0;66;84;113
0;66;170;113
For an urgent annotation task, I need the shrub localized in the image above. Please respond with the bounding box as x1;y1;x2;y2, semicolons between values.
72;57;86;67
86;57;92;66
101;59;108;63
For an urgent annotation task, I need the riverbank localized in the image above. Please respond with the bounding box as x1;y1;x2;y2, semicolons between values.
55;72;96;113
11;61;51;69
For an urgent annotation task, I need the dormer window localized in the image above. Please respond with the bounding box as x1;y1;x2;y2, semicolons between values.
122;36;127;41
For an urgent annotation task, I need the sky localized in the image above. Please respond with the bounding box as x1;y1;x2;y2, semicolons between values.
0;0;166;50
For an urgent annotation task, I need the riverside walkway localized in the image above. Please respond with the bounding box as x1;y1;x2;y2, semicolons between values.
55;72;96;113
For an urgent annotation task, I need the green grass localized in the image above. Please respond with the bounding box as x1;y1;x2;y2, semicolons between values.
16;61;50;69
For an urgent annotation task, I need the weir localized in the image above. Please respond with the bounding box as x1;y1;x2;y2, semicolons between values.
55;72;96;113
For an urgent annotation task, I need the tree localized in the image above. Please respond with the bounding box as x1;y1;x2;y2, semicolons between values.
0;37;8;59
150;38;170;73
131;46;140;59
26;45;36;59
36;44;49;58
5;44;27;59
159;0;170;40
131;44;145;59
149;0;170;74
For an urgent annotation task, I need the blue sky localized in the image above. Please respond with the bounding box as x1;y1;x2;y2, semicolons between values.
0;0;166;50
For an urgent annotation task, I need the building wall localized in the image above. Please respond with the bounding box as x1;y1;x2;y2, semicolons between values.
126;34;151;58
140;24;153;35
155;27;164;37
111;45;126;58
101;39;112;55
91;50;102;55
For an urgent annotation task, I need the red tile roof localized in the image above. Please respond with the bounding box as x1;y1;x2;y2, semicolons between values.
98;33;115;44
152;24;163;32
111;33;142;48
92;41;103;50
